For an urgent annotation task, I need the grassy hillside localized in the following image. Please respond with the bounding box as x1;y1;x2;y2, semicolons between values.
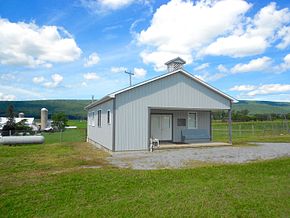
0;100;91;119
233;100;290;114
1;99;290;119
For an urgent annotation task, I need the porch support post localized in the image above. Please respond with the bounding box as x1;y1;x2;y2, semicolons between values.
148;107;151;151
228;103;232;144
210;111;213;141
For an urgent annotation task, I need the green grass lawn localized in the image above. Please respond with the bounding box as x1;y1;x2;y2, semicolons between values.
0;141;290;217
67;120;87;128
1;120;290;217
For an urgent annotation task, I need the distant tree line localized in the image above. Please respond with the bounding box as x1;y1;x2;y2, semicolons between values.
213;109;290;122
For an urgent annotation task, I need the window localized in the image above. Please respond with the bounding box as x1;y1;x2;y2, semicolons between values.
188;112;197;129
92;111;95;126
107;110;111;124
177;118;186;126
97;110;102;127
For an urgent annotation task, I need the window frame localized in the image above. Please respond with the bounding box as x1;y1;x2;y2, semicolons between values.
188;112;197;129
88;112;92;126
107;110;111;125
92;111;95;126
97;110;102;127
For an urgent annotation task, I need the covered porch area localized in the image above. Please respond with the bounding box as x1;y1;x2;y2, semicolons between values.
149;107;232;150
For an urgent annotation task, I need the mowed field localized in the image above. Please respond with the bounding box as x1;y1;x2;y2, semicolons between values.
0;120;290;217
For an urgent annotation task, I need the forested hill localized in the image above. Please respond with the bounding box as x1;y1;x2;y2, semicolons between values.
233;100;290;114
0;100;91;119
1;99;290;119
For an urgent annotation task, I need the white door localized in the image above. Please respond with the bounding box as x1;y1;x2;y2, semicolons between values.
150;114;172;141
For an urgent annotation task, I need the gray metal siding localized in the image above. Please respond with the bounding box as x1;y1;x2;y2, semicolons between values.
151;109;210;142
115;72;230;151
87;99;113;150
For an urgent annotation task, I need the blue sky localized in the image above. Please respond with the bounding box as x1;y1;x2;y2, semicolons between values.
0;0;290;101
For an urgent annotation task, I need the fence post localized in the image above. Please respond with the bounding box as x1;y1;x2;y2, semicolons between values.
228;106;232;144
283;115;289;134
59;130;62;143
252;124;254;136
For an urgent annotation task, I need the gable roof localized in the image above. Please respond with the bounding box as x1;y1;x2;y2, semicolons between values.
85;69;237;110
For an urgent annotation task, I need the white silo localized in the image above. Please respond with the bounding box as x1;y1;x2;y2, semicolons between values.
41;108;48;130
18;112;24;118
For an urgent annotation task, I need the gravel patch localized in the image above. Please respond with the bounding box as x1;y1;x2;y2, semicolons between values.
107;143;290;170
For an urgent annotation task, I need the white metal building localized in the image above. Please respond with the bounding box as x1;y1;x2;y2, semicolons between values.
85;57;236;151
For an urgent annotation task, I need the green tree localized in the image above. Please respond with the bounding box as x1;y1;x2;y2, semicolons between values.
15;119;33;135
1;105;16;136
52;112;68;131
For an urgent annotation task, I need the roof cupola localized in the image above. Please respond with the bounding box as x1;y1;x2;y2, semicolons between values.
164;57;186;73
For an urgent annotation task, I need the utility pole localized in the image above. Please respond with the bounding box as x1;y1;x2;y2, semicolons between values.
124;70;134;86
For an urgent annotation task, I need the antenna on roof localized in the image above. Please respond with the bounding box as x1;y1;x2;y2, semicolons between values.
124;70;134;87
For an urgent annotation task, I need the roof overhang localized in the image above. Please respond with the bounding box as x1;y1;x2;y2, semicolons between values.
84;95;113;110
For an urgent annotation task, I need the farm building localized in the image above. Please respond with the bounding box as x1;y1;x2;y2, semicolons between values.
0;116;37;131
85;57;236;152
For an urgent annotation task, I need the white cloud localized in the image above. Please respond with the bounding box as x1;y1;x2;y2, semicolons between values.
284;53;290;65
269;53;290;73
276;26;290;49
81;81;88;87
111;66;127;73
84;52;100;67
83;72;100;80
80;0;136;13
195;72;226;82
217;64;229;73
201;35;267;57
194;63;209;71
32;76;45;84
0;85;43;100
231;56;272;73
232;83;290;100
0;73;15;80
278;53;290;72
0;92;16;101
229;85;256;91
137;0;251;70
247;84;290;96
202;2;290;57
0;18;81;68
43;74;63;88
133;67;146;78
140;51;192;71
97;0;134;10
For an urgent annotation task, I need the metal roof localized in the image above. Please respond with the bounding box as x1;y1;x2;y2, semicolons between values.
85;69;237;110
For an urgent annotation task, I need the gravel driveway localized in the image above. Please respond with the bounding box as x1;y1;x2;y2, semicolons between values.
107;143;290;170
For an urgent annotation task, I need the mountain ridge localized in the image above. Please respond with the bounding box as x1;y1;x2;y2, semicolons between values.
1;99;290;119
